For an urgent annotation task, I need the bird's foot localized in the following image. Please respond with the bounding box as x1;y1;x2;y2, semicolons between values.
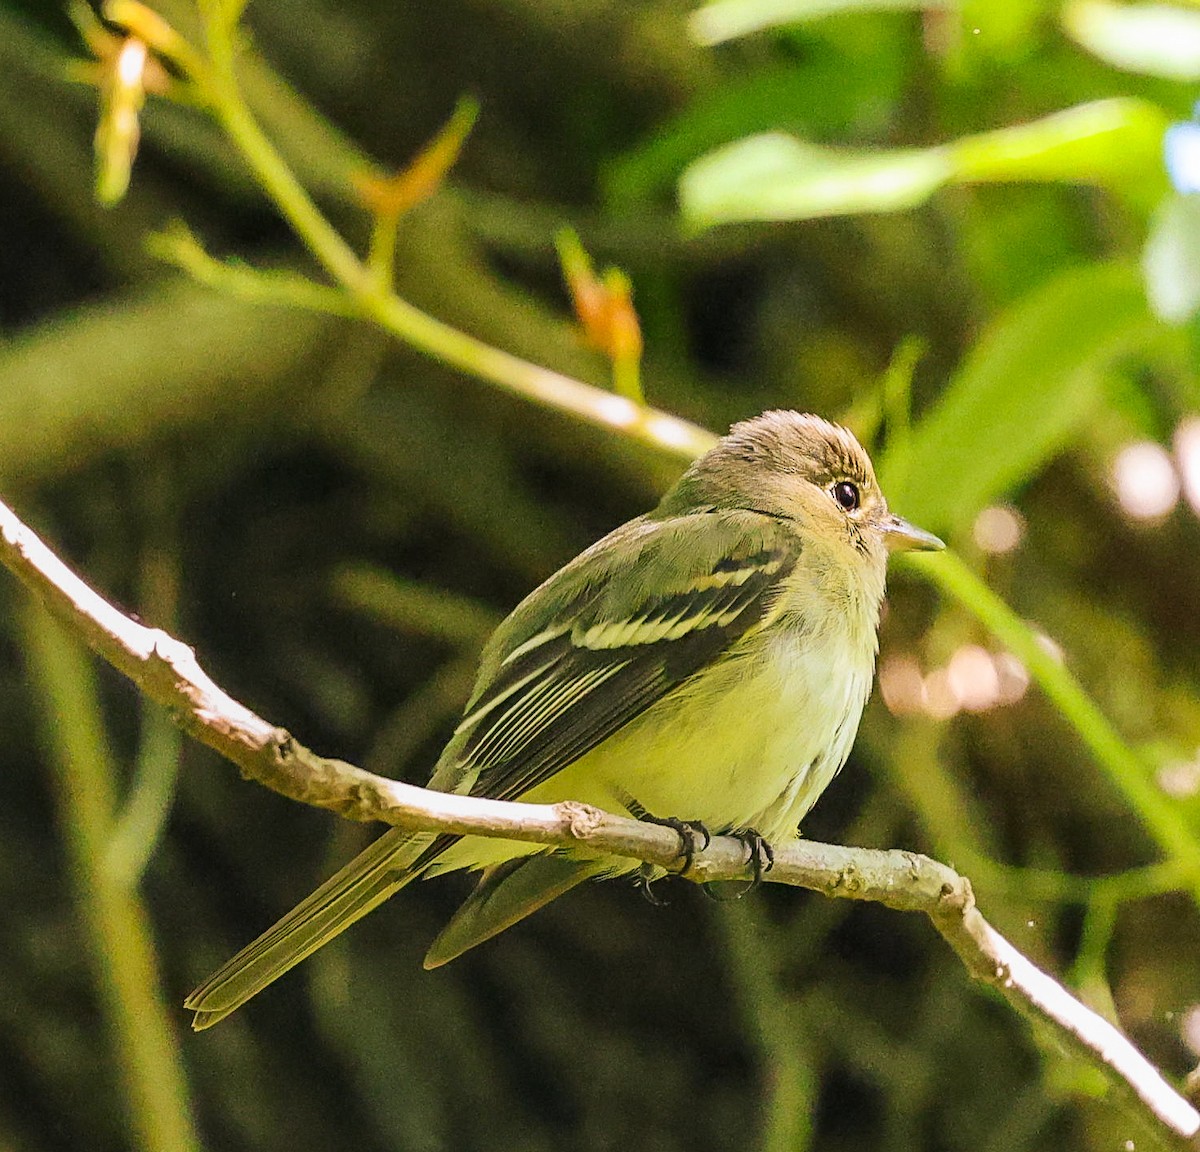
637;812;712;873
621;798;714;902
741;828;775;883
702;828;774;901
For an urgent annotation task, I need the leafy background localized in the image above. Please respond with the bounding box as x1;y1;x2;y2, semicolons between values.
2;1;1200;1150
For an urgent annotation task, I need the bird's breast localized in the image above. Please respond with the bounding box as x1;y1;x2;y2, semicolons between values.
544;601;876;843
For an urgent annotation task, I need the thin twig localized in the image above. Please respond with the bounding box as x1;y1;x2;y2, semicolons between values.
1;496;1197;1150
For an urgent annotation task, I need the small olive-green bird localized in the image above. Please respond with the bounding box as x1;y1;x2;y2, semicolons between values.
186;411;942;1028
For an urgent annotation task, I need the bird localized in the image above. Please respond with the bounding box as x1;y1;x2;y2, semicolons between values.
186;410;943;1029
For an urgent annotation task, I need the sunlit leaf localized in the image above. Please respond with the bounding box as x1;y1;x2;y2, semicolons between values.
950;98;1168;191
680;134;953;225
880;263;1161;531
680;99;1168;228
1064;0;1200;80
689;0;949;45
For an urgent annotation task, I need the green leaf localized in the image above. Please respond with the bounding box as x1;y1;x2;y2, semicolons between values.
1143;193;1200;323
680;134;954;226
689;0;948;45
879;263;1160;532
1063;0;1200;81
950;98;1169;192
0;278;332;486
680;99;1169;228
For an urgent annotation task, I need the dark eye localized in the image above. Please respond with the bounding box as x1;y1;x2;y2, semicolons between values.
832;480;860;512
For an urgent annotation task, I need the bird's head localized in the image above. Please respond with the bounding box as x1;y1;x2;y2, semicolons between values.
658;410;943;564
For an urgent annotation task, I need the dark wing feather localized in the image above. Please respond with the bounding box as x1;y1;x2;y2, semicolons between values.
443;517;798;804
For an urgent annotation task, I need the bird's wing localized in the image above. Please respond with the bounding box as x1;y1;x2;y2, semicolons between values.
185;512;800;1026
434;510;799;804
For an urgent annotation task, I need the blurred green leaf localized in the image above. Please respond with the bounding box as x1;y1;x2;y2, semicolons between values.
681;134;953;224
330;564;500;647
880;262;1161;531
949;99;1169;192
680;99;1169;227
1064;0;1200;80
1143;193;1200;323
689;0;948;45
0;279;332;485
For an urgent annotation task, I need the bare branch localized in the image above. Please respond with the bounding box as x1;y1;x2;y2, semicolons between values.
2;494;1197;1150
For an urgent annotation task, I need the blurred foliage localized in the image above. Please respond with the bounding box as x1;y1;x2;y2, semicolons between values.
3;1;1200;1151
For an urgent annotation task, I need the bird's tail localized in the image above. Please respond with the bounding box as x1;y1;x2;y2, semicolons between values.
186;826;446;1030
422;853;606;969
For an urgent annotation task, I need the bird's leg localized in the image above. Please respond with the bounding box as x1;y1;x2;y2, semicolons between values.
633;820;710;905
625;799;711;871
622;796;711;903
640;814;712;872
702;828;775;901
740;828;775;883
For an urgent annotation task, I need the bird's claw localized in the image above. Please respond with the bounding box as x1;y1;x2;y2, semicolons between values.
742;828;775;883
627;808;712;904
635;863;669;906
702;828;774;901
639;814;711;873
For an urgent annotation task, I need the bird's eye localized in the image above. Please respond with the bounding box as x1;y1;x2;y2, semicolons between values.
832;480;860;512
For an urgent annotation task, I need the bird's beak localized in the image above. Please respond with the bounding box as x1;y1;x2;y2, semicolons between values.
881;513;945;553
